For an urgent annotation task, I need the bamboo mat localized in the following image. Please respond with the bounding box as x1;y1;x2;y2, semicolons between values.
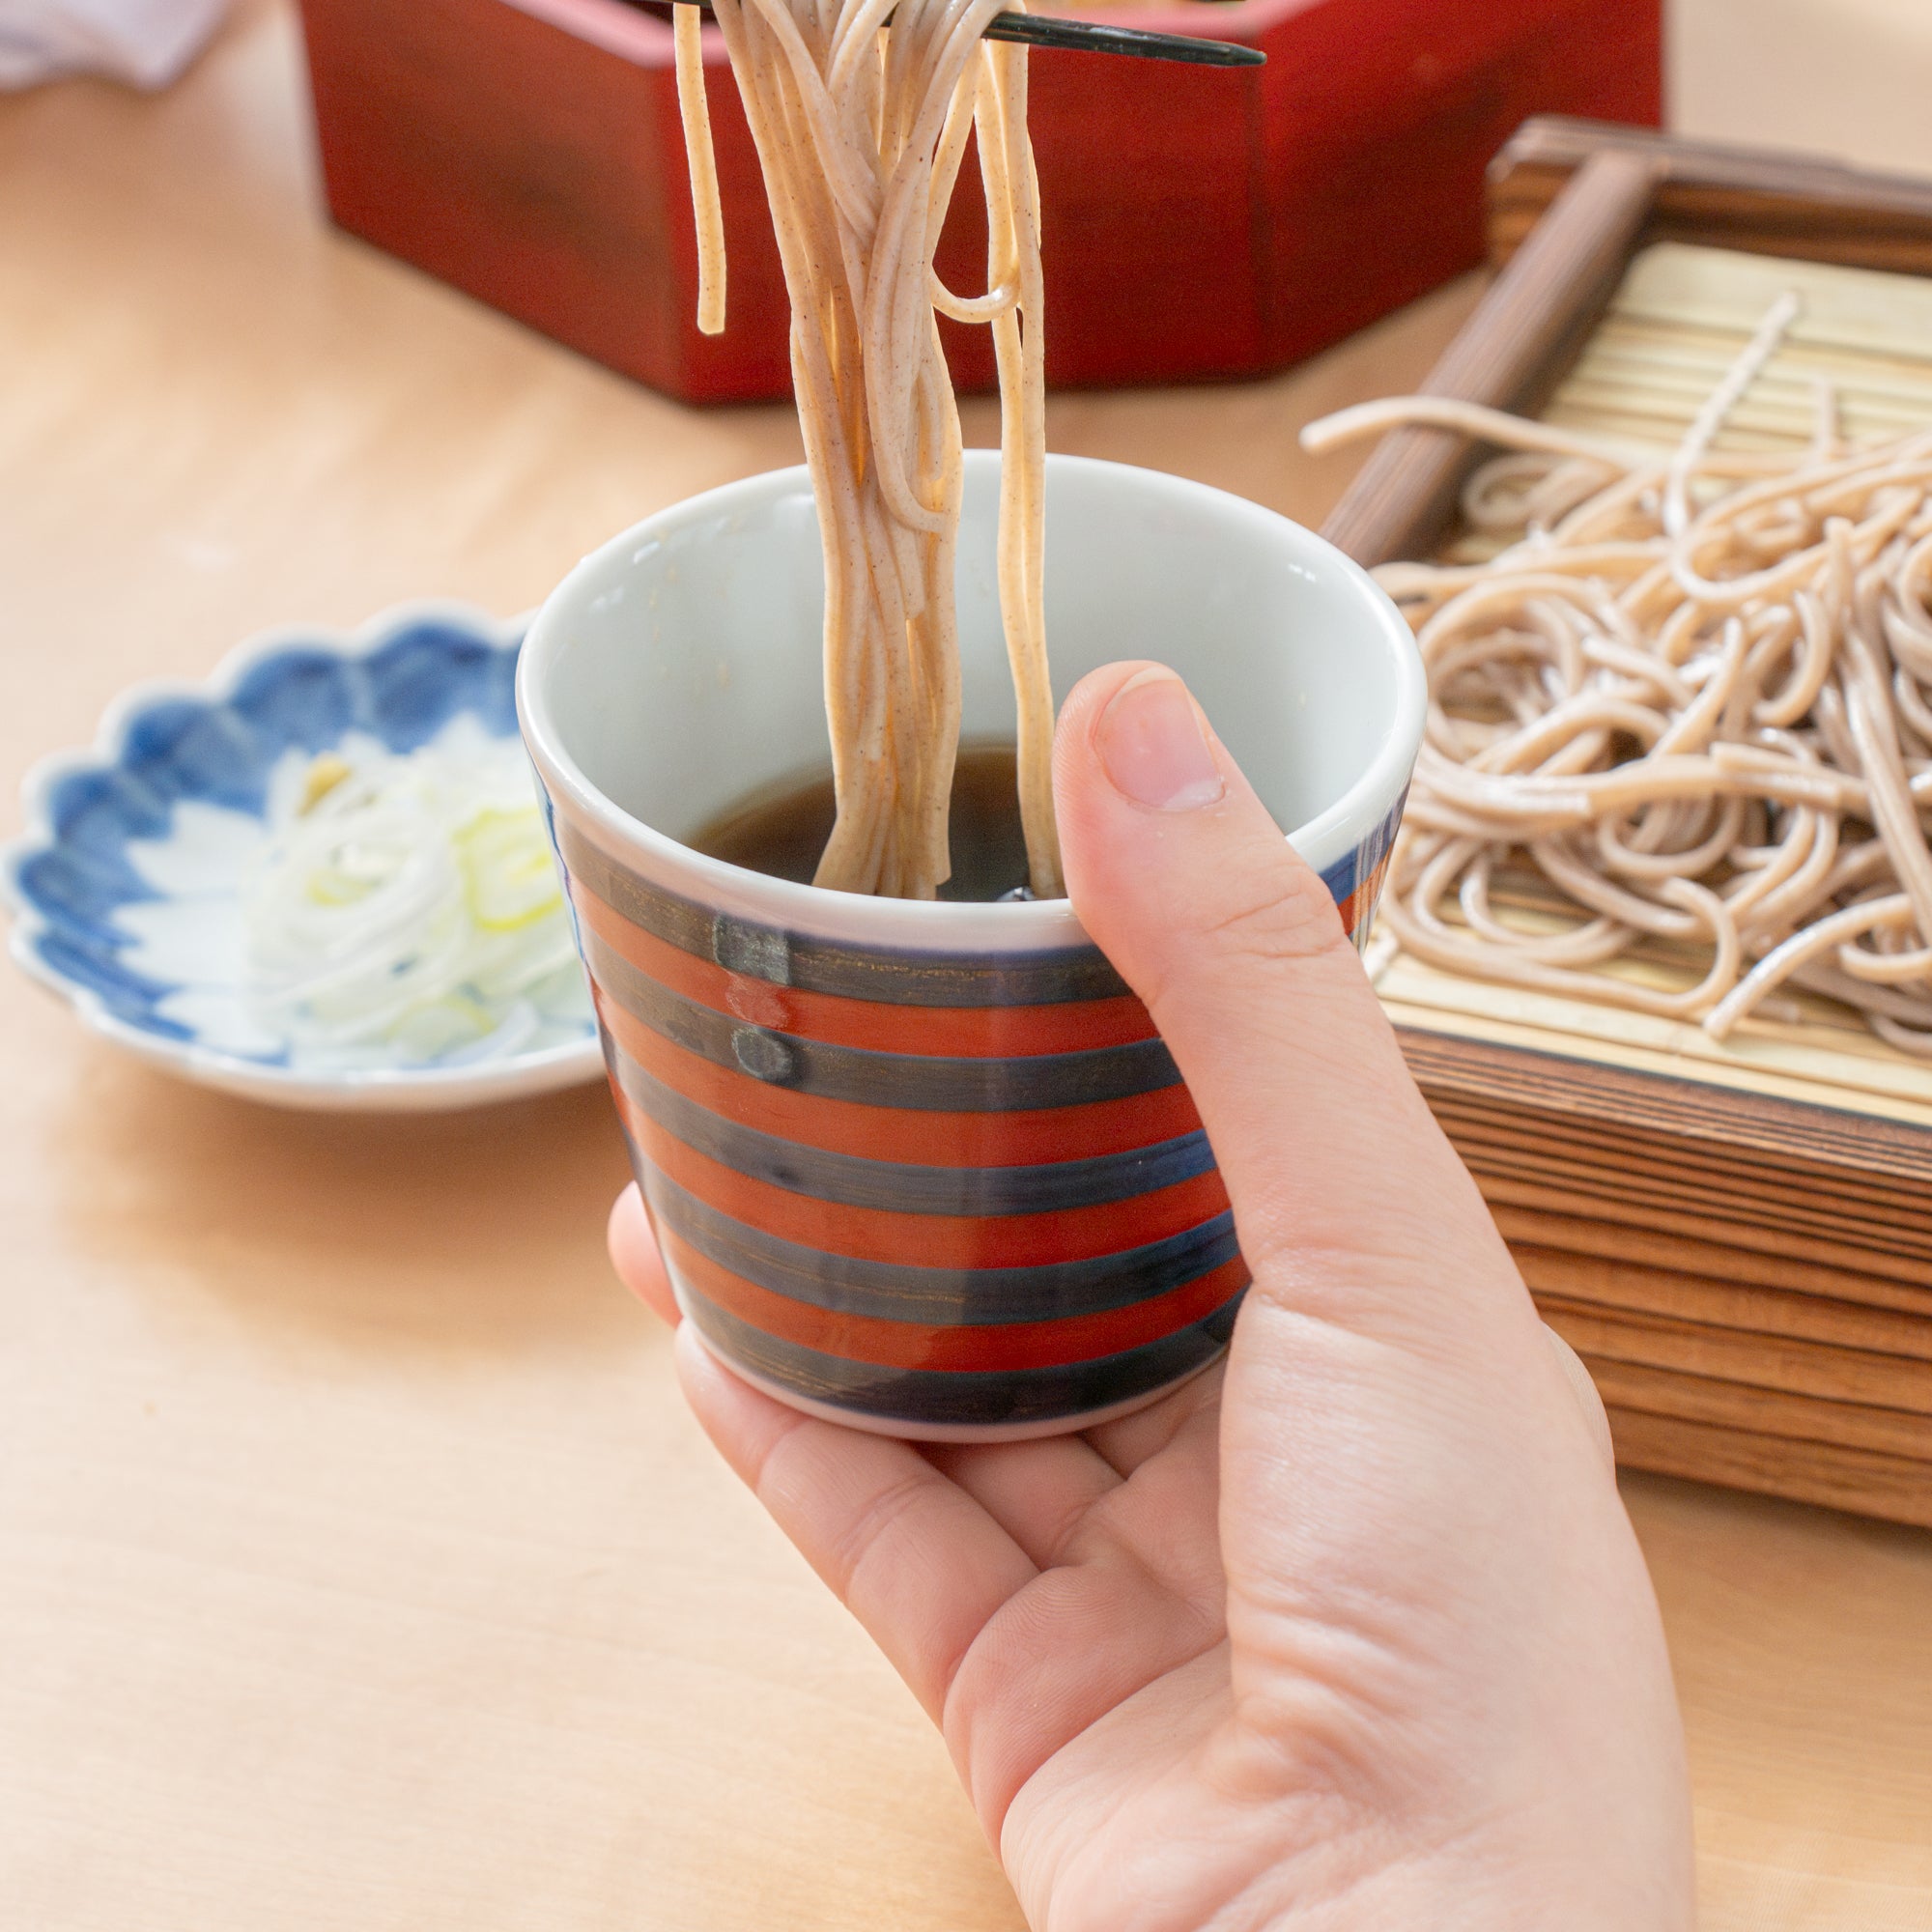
1375;242;1932;1525
1548;241;1932;451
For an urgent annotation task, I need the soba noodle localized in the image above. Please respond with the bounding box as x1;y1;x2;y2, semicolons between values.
671;0;1061;899
1303;305;1932;1056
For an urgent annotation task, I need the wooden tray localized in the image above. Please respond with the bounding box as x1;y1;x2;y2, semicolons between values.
1321;118;1932;1526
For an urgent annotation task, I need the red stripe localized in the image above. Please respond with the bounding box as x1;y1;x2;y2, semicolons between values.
661;1229;1249;1371
597;989;1204;1165
1338;852;1391;939
615;1087;1232;1266
574;885;1158;1056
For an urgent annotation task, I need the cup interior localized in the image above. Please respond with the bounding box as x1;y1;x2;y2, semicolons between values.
529;453;1419;872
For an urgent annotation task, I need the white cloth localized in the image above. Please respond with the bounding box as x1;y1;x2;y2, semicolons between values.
0;0;229;90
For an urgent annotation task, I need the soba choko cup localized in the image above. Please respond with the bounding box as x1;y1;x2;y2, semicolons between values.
518;452;1424;1440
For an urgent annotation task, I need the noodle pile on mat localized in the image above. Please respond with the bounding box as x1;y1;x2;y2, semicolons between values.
672;0;1057;900
1303;305;1932;1056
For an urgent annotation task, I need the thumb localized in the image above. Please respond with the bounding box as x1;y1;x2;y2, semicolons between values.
1053;661;1532;1364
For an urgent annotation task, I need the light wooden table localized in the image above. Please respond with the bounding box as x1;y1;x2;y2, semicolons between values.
2;7;1928;1927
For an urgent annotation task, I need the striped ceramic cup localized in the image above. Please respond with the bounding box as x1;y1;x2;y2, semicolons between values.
519;454;1424;1440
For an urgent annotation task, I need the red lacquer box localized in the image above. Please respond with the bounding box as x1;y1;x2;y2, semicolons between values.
296;0;1660;402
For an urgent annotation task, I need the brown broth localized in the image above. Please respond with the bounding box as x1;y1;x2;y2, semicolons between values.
690;742;1039;901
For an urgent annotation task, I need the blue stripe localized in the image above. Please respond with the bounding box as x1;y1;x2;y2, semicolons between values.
1320;791;1406;913
561;817;1131;1007
564;795;1404;1009
639;1157;1242;1322
675;1278;1243;1428
614;1053;1214;1214
587;935;1182;1112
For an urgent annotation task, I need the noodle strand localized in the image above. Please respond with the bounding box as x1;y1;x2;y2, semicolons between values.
679;0;1059;897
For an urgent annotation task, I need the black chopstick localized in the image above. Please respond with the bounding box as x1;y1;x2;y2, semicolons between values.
646;0;1266;69
977;11;1264;67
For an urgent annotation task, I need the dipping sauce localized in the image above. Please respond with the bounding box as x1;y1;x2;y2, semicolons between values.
691;742;1039;902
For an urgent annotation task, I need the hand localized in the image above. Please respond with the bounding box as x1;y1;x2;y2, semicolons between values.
609;662;1694;1931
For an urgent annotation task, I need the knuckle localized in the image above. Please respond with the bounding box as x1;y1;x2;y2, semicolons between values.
1134;856;1352;1020
1195;860;1350;974
823;1468;929;1596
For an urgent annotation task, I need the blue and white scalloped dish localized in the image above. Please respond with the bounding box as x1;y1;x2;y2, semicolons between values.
3;604;604;1110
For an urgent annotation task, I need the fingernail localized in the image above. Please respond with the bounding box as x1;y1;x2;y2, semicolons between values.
1096;668;1226;811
